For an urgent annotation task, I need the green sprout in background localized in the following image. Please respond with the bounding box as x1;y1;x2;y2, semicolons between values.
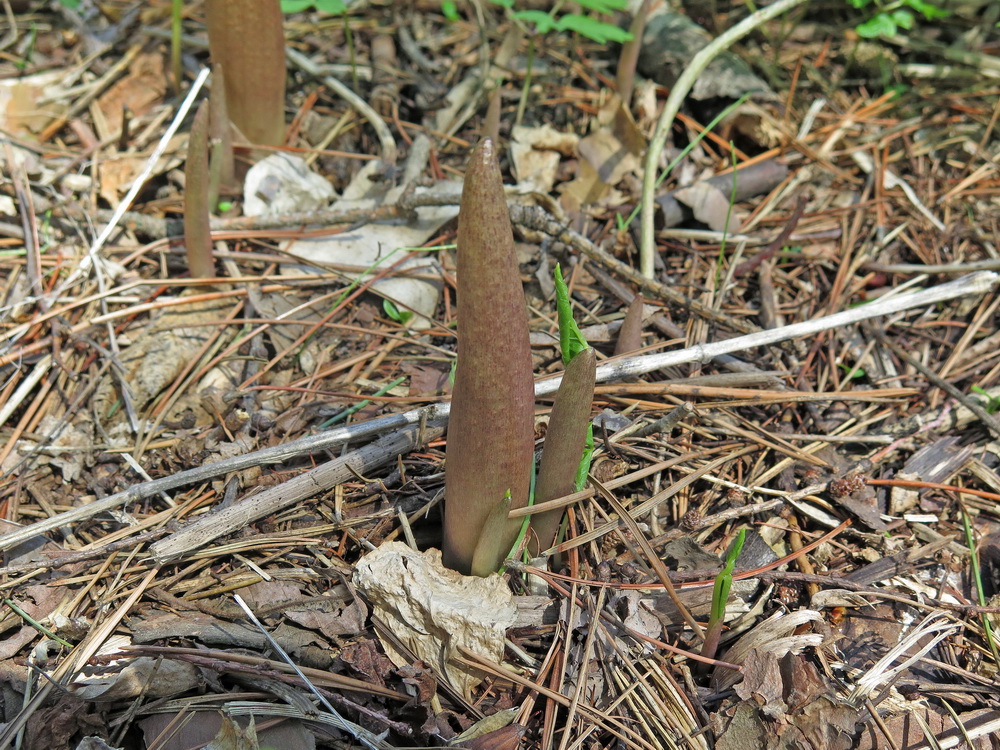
848;0;949;38
971;386;1000;414
701;528;746;663
489;0;632;124
382;299;414;325
490;0;634;43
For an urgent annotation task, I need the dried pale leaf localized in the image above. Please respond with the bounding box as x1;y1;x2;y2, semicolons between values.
714;610;824;691
733;648;785;715
0;69;69;134
141;713;315;750
575;97;644;188
204;714;257;750
402;362;451;396
854;706;999;750
0;628;44;660
510;124;579;194
352;542;517;698
98;142;184;207
1;415;93;482
69;636;199;701
243;153;335;217
673;182;742;234
609;590;662;647
94;51;168;140
284;597;367;639
558;159;613;213
453;723;526;750
712;702;767;750
92;295;235;426
809;589;876;609
451;707;520;743
284;158;450;330
577;128;639;187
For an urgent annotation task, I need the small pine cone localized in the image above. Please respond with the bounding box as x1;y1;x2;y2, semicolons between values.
680;509;702;531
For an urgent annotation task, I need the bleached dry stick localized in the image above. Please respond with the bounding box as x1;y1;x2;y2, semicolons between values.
0;270;994;555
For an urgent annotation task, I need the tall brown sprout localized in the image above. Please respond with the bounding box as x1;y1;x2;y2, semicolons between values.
529;347;596;554
443;139;534;576
184;100;214;278
204;0;287;147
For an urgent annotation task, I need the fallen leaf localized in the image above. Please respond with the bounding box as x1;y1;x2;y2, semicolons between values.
94;51;168;140
352;542;517;698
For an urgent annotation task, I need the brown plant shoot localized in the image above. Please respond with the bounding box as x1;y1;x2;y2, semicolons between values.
614;294;645;355
530;346;596;555
184;100;214;279
205;0;287;147
443;139;534;576
207;64;235;207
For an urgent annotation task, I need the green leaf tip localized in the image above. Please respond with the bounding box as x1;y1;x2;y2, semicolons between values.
554;263;590;366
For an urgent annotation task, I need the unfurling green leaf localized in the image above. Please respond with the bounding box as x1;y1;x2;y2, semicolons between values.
382;299;413;324
554;264;589;366
856;13;897;37
513;9;557;33
710;529;746;623
555;14;633;43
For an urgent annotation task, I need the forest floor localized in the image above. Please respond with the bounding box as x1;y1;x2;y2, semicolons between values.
2;1;1000;749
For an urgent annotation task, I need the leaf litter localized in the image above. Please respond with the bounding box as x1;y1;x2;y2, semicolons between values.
1;2;1000;749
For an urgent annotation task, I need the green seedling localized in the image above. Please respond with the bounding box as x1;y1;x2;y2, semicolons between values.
838;362;867;380
205;0;287;146
490;0;631;125
382;299;414;325
491;0;633;43
441;0;460;21
553;264;589;365
960;506;1000;663
848;0;948;38
701;528;746;663
443;139;535;576
971;386;1000;414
